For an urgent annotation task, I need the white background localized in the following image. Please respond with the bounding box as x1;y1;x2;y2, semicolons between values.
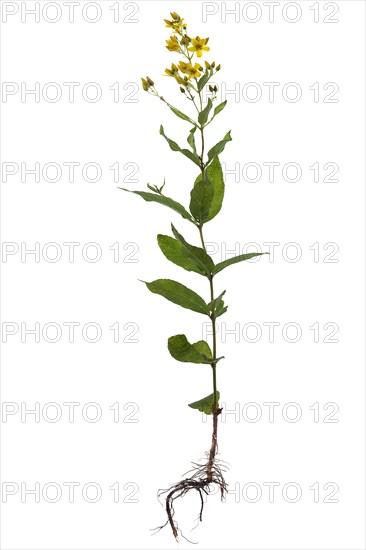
1;1;365;549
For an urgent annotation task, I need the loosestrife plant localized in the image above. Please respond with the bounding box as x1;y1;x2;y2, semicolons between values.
121;12;266;541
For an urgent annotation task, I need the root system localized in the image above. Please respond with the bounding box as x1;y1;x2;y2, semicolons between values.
152;409;228;542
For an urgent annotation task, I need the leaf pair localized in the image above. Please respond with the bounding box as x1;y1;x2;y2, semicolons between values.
160;122;231;176
141;275;228;321
160;125;201;167
166;99;227;128
142;277;230;323
120;149;229;229
208;290;228;318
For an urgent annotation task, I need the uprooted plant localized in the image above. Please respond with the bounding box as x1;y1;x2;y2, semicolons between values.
120;11;266;541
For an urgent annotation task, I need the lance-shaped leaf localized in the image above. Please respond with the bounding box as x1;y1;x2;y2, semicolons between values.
215;299;228;317
171;223;214;276
168;334;212;364
209;293;228;317
187;126;197;155
198;98;213;126
168;104;196;125
160;125;201;167
119;188;194;223
208;290;225;312
143;279;210;315
194;156;224;223
188;391;220;415
189;179;214;225
207;130;232;163
207;290;227;317
212;252;268;275
213;100;227;118
197;70;210;92
157;235;204;275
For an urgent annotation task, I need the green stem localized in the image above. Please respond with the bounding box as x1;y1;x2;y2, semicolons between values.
197;223;219;412
196;86;218;412
198;224;206;251
199;226;219;482
191;64;220;481
198;92;206;179
209;275;218;411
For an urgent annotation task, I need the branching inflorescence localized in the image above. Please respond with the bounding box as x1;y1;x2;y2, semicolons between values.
120;11;266;541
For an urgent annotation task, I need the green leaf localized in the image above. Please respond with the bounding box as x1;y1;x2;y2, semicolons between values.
208;290;228;318
157;235;204;275
182;148;202;166
215;300;228;317
208;290;225;312
188;391;220;415
168;104;196;125
197;70;210;92
194;156;224;223
146;183;159;193
160;125;201;167
171;224;214;276
212;252;268;275
187;126;197;155
143;279;210;315
213;100;227;118
119;188;194;223
189;179;214;225
168;334;212;364
207;130;232;163
198;98;213;126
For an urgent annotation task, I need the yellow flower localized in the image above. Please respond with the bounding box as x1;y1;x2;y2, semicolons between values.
178;61;203;79
165;35;180;52
188;36;210;58
165;64;179;77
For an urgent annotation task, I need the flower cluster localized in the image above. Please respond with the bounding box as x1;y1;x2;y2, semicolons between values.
164;11;187;33
165;61;203;83
141;12;221;99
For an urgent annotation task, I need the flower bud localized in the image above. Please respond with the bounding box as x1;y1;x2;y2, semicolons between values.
170;11;180;21
216;64;221;71
141;78;149;92
146;76;154;87
181;35;191;46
